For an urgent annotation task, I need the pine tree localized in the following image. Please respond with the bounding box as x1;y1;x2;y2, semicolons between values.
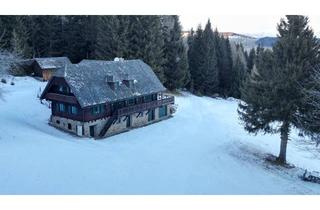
188;20;219;95
188;25;206;94
0;16;15;50
202;20;219;95
218;37;233;96
163;15;189;90
246;48;256;72
187;28;195;91
238;15;320;164
126;16;166;82
95;16;123;60
228;42;247;98
230;55;246;98
64;16;94;62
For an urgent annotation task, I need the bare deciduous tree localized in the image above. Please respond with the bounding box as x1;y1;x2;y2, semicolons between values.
0;44;21;99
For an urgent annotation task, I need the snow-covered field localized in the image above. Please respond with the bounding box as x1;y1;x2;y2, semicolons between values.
0;77;320;194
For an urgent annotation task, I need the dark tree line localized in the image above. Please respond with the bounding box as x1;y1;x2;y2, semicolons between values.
0;15;189;89
187;20;246;98
0;15;248;97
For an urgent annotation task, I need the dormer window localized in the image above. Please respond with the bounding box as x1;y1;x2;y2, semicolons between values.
106;74;119;90
57;85;70;94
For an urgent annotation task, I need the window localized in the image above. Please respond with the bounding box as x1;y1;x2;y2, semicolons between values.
136;97;143;104
148;109;155;121
118;101;125;108
57;103;65;112
152;94;157;101
58;85;64;93
144;95;152;103
68;123;72;130
58;85;70;94
91;104;105;115
56;120;60;124
71;106;78;115
128;98;135;106
159;105;167;118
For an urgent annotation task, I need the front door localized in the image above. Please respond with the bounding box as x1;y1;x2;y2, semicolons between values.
126;115;131;128
89;125;95;137
148;109;155;122
77;125;83;136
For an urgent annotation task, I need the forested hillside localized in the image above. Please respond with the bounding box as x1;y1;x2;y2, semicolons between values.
0;15;246;98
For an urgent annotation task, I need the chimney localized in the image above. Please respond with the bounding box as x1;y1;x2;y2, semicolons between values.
114;57;124;62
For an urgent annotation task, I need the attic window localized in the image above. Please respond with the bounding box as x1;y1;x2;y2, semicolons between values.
106;74;114;82
57;85;70;94
106;74;120;90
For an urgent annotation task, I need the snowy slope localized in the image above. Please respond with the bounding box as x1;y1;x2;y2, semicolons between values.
0;77;320;194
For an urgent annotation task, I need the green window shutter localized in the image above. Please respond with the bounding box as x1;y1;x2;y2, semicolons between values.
59;103;65;112
71;106;78;115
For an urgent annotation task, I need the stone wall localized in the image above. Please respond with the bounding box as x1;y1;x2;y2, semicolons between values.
131;110;149;127
50;104;173;139
106;116;129;136
50;115;82;135
83;117;109;137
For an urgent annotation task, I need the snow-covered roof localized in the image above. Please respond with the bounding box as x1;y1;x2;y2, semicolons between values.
34;57;71;70
50;59;166;107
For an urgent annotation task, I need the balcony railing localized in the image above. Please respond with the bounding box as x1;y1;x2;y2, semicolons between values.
45;93;78;104
116;95;174;117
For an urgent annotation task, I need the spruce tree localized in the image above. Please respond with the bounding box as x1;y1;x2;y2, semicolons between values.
64;16;95;63
188;21;219;95
218;37;233;96
238;15;320;164
230;55;246;98
163;15;189;90
140;16;166;83
95;16;123;60
126;16;166;82
202;20;219;95
187;28;196;91
188;25;206;94
0;16;15;50
246;48;256;73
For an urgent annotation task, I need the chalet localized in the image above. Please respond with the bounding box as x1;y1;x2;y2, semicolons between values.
40;59;175;138
19;57;71;81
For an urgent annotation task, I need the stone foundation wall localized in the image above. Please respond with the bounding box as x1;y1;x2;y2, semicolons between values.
106;116;129;136
83;117;109;137
50;115;82;135
131;110;149;127
50;105;173;139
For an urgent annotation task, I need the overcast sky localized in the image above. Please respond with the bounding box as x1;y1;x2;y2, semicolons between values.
179;15;320;37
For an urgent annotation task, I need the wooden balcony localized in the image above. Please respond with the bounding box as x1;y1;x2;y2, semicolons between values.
117;95;174;117
44;93;78;104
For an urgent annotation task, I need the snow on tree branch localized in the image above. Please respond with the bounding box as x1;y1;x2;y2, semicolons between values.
0;48;21;99
0;49;21;77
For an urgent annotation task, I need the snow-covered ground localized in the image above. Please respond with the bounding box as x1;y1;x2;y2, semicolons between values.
0;77;320;194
